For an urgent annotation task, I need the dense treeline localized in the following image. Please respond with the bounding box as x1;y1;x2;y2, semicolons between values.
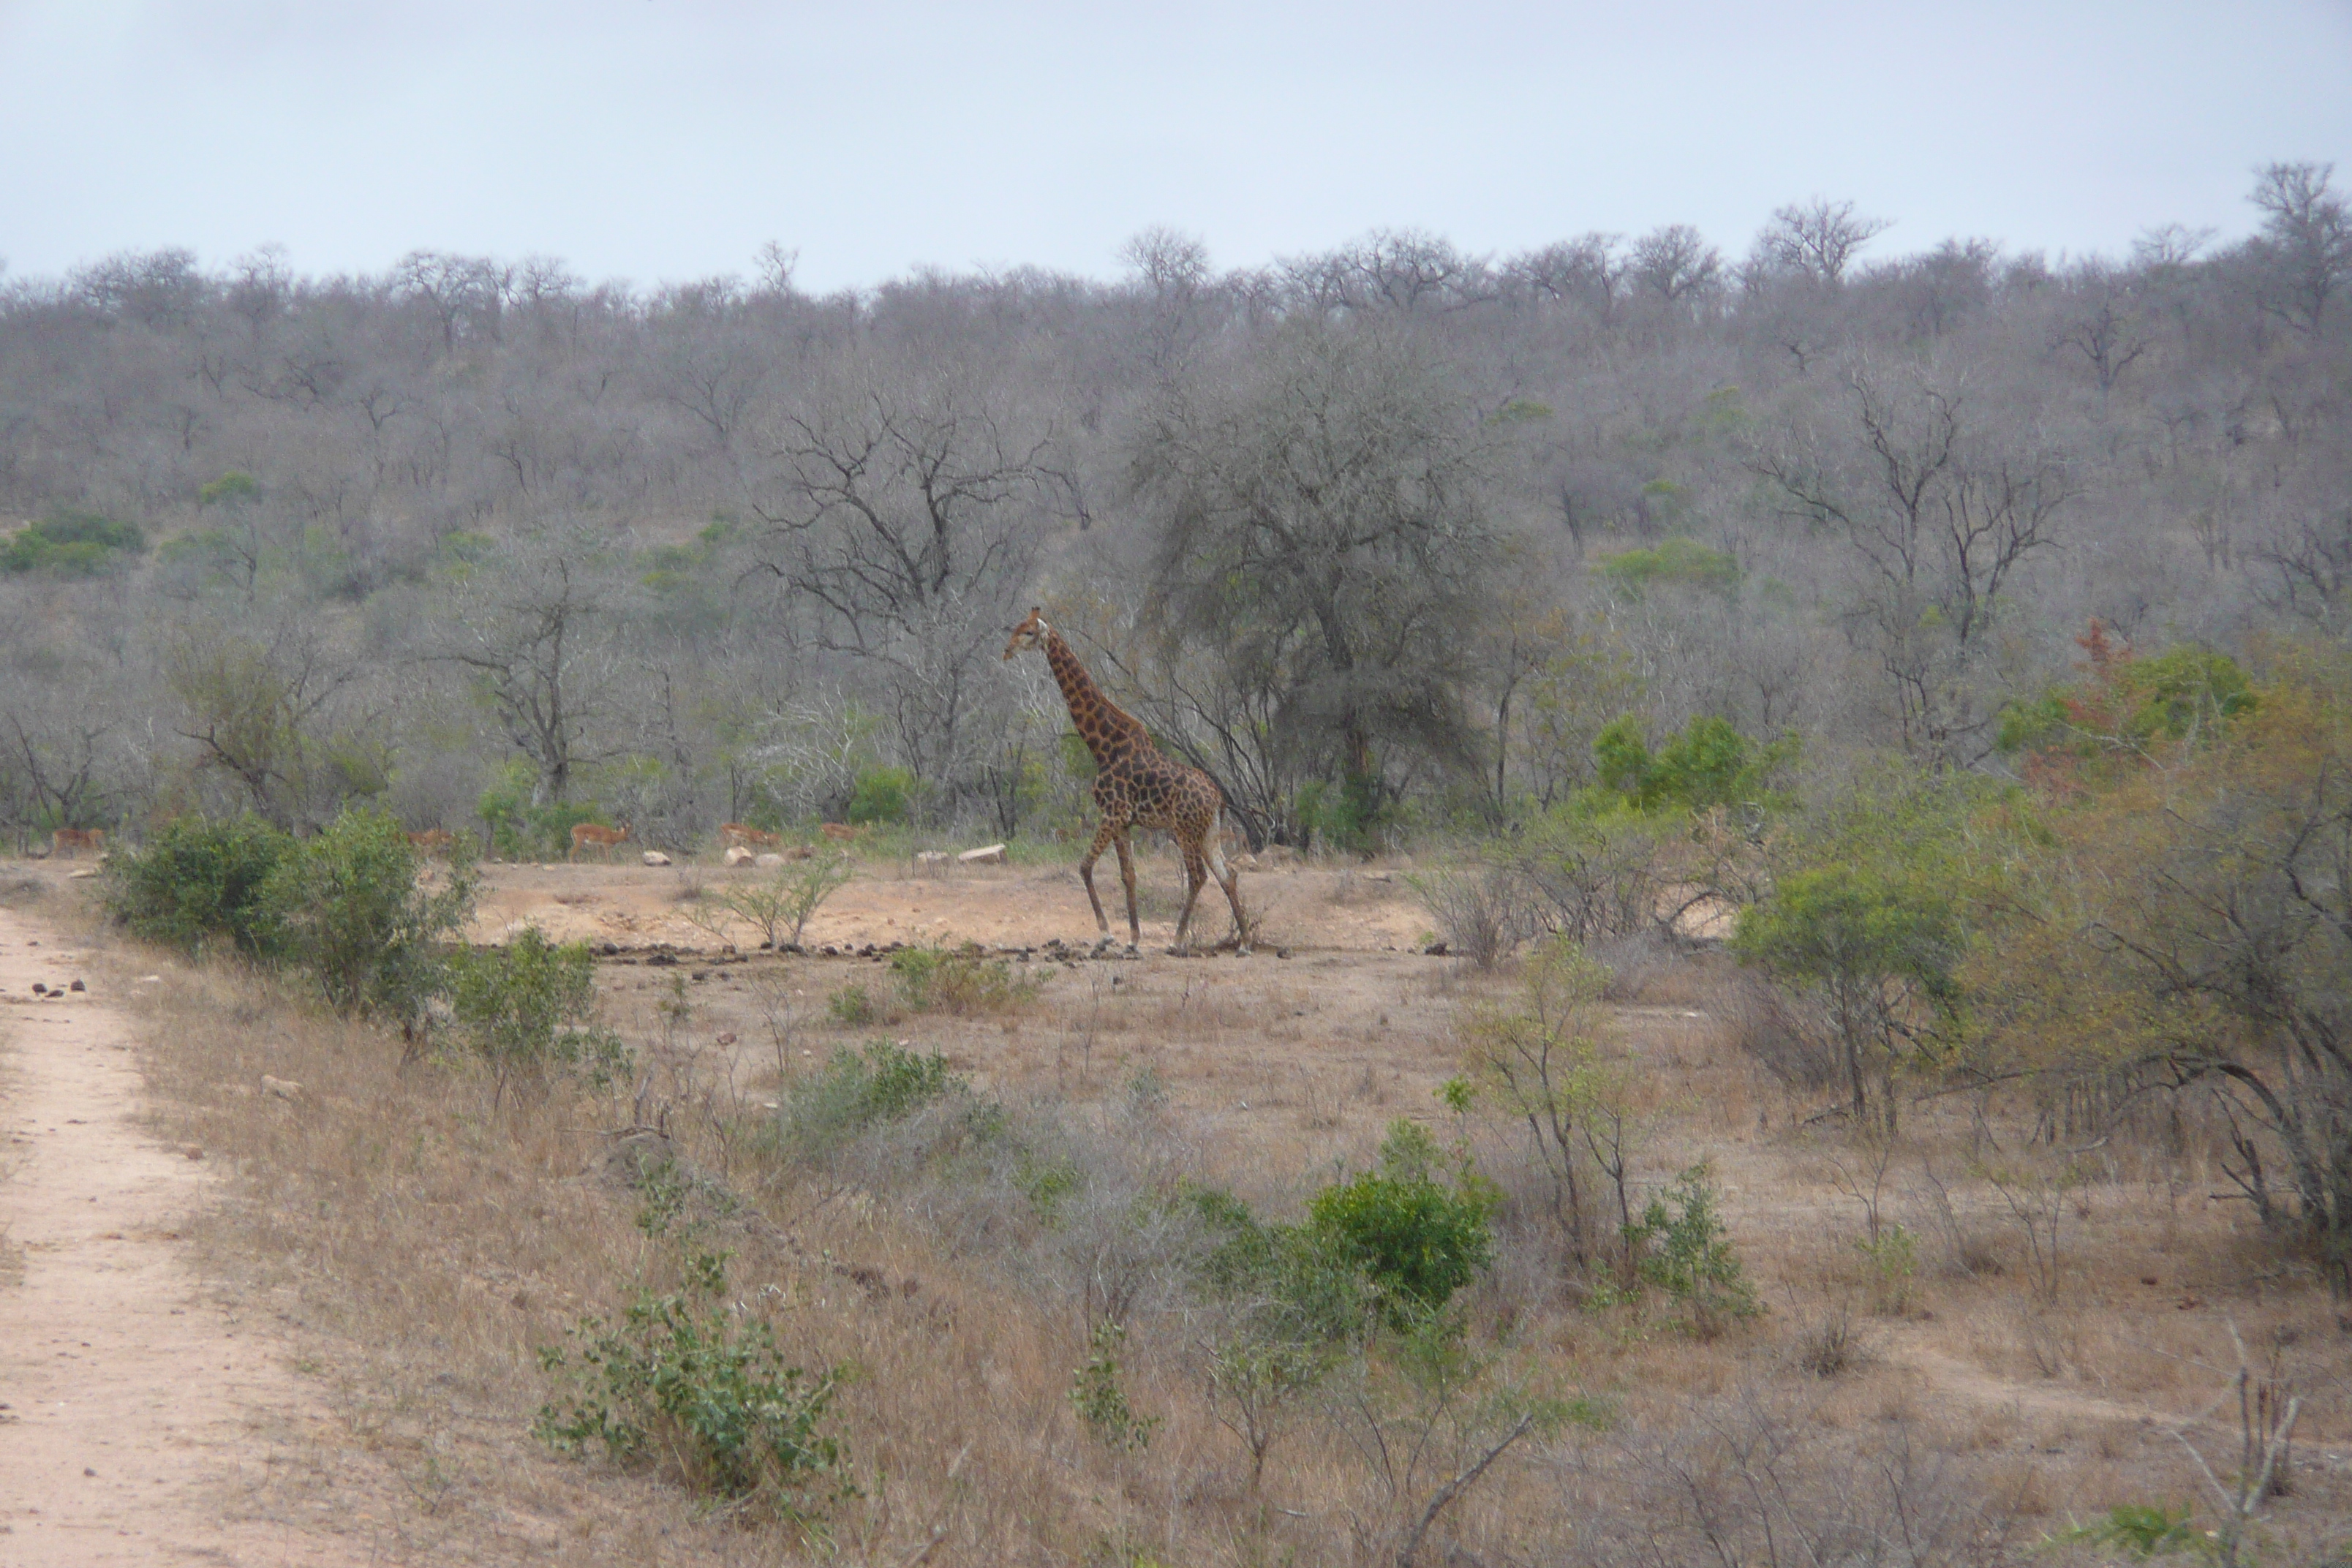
1;167;2346;853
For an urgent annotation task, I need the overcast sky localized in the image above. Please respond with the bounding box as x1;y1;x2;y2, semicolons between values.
3;0;2349;294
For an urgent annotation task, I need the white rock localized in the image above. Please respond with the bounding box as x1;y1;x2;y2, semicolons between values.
641;850;673;866
724;845;755;867
754;851;787;867
957;843;1007;864
914;850;950;865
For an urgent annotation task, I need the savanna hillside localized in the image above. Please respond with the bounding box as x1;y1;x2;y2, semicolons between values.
4;166;2351;1564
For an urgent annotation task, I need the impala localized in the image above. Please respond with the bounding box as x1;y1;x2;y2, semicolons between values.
52;826;105;859
569;823;632;861
406;828;456;856
719;822;780;850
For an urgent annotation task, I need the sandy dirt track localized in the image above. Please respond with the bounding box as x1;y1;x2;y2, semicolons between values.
0;900;362;1566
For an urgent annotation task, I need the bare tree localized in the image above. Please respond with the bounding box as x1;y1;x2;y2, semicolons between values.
1629;225;1722;306
1754;362;2078;762
1131;317;1500;829
1754;197;1891;286
426;529;628;804
2246;160;2352;336
748;365;1070;795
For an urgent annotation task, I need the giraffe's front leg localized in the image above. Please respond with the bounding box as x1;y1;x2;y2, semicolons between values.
1113;832;1141;951
1078;818;1119;938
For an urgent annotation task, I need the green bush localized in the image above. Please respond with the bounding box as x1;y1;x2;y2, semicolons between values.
1189;1184;1373;1343
448;925;627;1084
536;1249;847;1520
1622;1163;1760;1334
1;509;146;576
1592;715;1793;815
845;765;916;826
826;982;877;1026
1303;1121;1496;1327
1069;1321;1159;1452
105;814;292;955
1596;537;1738;598
771;1041;962;1160
262;807;473;1025
888;946;1036;1014
476;761;611;860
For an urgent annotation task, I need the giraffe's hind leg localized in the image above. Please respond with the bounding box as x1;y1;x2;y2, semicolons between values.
1078;818;1120;938
1113;832;1141;950
1170;840;1208;955
1207;831;1252;956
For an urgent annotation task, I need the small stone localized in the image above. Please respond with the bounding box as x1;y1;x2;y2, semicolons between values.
957;843;1007;864
641;850;673;867
723;845;755;867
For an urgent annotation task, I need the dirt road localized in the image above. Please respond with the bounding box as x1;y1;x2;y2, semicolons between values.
0;900;360;1566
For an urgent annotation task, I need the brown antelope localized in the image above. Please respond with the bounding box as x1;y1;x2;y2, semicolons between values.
406;828;456;856
719;822;780;850
569;823;631;862
818;822;868;843
51;827;105;859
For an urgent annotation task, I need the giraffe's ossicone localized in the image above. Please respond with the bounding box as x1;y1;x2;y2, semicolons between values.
1004;607;1251;955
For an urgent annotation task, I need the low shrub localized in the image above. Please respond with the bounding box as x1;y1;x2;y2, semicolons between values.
1;509;146;576
889;946;1036;1014
845;765;916;826
105;813;291;955
447;925;630;1085
261;807;473;1028
1621;1162;1761;1335
536;1248;848;1523
1306;1121;1498;1328
689;856;853;949
770;1040;963;1161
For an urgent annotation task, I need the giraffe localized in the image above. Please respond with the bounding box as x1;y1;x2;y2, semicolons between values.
1003;608;1250;956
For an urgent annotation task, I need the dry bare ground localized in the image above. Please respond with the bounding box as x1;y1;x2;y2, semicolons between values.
6;847;2351;1564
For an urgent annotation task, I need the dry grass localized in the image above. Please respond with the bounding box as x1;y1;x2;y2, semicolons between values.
38;877;2348;1567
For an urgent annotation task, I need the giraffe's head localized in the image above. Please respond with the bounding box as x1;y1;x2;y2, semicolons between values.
1003;606;1050;660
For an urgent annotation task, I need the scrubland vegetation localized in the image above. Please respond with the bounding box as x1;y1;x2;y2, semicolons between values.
8;165;2352;1561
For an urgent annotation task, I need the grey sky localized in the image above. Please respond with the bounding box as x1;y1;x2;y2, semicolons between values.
4;0;2349;293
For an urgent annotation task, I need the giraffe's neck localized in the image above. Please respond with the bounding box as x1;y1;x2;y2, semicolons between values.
1044;630;1145;767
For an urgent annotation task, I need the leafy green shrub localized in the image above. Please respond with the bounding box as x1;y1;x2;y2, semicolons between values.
536;1249;847;1521
1592;715;1793;815
1297;772;1382;855
476;761;611;860
2053;1503;2201;1561
888;946;1037;1014
1069;1321;1159;1452
1999;629;2257;765
845;765;916;826
1596;537;1738;598
448;925;628;1085
1189;1184;1373;1343
688;856;853;949
1304;1121;1496;1327
1622;1163;1760;1334
105;813;292;955
261;807;473;1025
771;1041;962;1161
1;509;146;576
826;982;878;1026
